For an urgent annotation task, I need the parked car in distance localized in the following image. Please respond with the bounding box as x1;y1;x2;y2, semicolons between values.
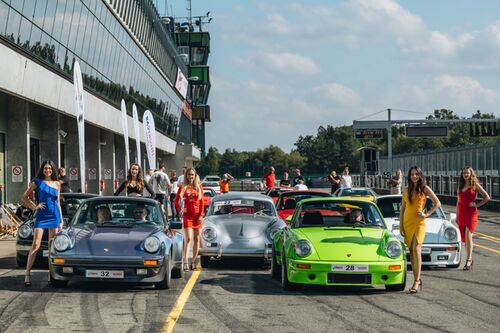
48;196;184;289
275;190;332;221
263;187;294;204
272;197;406;291
203;188;217;212
202;175;221;193
333;187;378;202
376;194;461;268
16;193;98;267
199;193;286;267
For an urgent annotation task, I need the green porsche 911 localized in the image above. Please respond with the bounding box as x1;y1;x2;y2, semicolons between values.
272;197;406;291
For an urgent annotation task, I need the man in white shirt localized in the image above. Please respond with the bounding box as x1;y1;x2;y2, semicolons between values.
389;169;402;194
143;168;154;196
149;163;171;216
340;166;352;189
293;179;309;191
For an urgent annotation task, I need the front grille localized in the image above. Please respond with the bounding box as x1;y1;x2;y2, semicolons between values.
407;254;432;262
328;273;371;284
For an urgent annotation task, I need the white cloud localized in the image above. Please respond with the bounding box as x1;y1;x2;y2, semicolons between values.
260;52;320;76
313;83;361;106
433;74;499;104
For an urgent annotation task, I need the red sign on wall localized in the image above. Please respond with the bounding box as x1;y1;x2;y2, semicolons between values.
182;100;192;121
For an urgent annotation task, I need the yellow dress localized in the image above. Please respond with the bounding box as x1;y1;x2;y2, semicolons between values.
402;188;426;247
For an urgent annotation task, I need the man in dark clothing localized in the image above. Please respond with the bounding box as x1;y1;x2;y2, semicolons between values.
292;168;305;187
279;171;291;187
58;167;72;193
327;170;341;194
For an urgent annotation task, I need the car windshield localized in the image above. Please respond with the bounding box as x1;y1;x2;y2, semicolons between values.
295;201;385;228
208;199;276;217
277;193;330;210
377;198;445;219
204;190;215;197
340;189;374;196
204;176;220;182
61;198;88;218
71;200;164;226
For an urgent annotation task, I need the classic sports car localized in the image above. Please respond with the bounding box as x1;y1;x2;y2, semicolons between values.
333;187;378;202
16;193;98;267
263;187;294;204
272;197;406;291
203;188;217;212
376;194;461;268
199;193;286;267
202;175;221;193
275;190;332;220
48;197;184;289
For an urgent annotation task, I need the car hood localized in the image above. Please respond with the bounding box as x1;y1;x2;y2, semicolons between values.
205;215;276;239
297;227;385;261
385;217;451;243
341;195;375;202
70;225;161;256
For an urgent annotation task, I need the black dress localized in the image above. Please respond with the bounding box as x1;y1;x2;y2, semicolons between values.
113;181;154;197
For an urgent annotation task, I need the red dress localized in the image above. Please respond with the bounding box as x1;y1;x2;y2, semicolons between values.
457;187;478;242
174;185;204;229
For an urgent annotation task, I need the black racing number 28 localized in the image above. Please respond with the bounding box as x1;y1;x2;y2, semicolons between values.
100;271;110;277
345;265;355;271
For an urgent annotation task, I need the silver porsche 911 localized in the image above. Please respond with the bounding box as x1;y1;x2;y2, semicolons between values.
199;193;286;267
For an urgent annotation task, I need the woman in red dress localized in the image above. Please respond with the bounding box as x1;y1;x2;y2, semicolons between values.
174;167;204;271
456;166;490;270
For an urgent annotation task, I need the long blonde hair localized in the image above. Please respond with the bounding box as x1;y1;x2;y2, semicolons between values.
180;167;202;199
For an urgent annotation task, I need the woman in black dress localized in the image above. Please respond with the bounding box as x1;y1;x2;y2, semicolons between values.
114;163;154;197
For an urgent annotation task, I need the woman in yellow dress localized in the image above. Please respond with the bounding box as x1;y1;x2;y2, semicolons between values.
400;166;441;293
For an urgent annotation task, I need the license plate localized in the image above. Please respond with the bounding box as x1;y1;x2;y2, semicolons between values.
331;264;369;272
85;270;124;279
42;250;49;257
421;248;431;254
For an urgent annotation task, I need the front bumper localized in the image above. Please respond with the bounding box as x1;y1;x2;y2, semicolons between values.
407;243;460;266
286;259;405;286
16;241;49;258
200;241;273;259
49;256;166;283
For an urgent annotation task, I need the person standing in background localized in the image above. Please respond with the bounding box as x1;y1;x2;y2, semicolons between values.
149;163;172;217
327;170;340;194
340;166;352;189
219;173;234;193
58;167;72;193
114;164;154;197
389;169;403;194
400;166;441;293
262;166;276;189
143;168;153;196
279;171;291;187
456;166;490;271
292;168;305;187
169;170;180;220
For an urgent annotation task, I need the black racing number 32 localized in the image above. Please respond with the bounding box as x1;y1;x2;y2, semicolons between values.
100;271;110;277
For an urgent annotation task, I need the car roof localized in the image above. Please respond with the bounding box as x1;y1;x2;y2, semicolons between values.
282;190;330;195
298;196;378;206
61;193;99;199
212;193;274;203
83;196;159;205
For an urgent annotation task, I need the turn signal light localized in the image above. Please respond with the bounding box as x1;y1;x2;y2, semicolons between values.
388;265;401;271
53;258;65;264
144;260;158;266
447;246;458;251
297;264;311;269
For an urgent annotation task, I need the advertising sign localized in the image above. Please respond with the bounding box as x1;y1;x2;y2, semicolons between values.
74;61;86;192
143;110;156;171
121;99;130;172
132;104;141;167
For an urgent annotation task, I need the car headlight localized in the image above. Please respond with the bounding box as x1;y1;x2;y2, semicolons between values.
294;240;312;257
144;236;161;253
202;227;217;241
385;240;402;258
53;234;71;252
443;227;457;241
18;224;33;239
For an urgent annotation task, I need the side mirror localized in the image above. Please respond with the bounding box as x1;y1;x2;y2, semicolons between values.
169;220;183;230
449;213;456;223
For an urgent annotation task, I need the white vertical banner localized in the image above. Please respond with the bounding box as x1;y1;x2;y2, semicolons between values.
73;61;86;193
143;110;156;171
132;104;141;168
120;99;130;172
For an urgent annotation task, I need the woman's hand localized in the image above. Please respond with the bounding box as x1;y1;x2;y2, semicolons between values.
469;202;477;208
417;211;426;218
35;203;45;210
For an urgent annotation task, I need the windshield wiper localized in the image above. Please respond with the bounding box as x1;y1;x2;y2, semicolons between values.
352;223;383;228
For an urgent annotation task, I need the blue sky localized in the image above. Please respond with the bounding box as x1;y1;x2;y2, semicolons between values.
160;0;500;152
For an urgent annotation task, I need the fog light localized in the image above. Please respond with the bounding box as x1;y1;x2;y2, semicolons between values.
297;264;310;269
438;255;448;260
381;275;388;281
53;258;65;264
62;267;73;273
308;274;316;280
136;269;148;275
144;260;158;266
389;265;401;271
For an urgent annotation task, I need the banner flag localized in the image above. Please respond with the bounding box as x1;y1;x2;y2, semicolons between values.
132;104;141;168
73;61;85;193
143;110;156;171
120;99;130;172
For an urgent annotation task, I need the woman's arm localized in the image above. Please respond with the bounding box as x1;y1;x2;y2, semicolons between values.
113;181;126;196
399;190;406;237
423;185;441;218
473;183;490;208
198;186;204;218
22;182;40;210
174;186;182;213
144;181;155;197
57;182;63;230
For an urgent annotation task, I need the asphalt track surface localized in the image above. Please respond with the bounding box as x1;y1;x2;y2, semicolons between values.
0;204;498;333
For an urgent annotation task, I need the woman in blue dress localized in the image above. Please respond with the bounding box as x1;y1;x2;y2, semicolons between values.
22;160;62;286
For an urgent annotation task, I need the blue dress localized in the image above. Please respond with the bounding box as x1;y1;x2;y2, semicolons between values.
34;178;61;229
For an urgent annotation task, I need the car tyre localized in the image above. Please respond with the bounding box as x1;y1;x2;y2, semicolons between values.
155;257;171;290
200;256;210;268
385;268;406;292
16;253;27;268
281;252;299;291
171;252;183;279
271;243;281;280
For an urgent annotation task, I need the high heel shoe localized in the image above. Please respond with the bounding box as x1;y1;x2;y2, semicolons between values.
183;263;190;272
409;279;422;293
24;274;31;287
191;258;198;270
463;259;473;271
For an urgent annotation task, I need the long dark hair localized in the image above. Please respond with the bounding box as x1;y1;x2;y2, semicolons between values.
125;163;144;190
36;160;58;181
458;166;478;191
407;166;426;204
